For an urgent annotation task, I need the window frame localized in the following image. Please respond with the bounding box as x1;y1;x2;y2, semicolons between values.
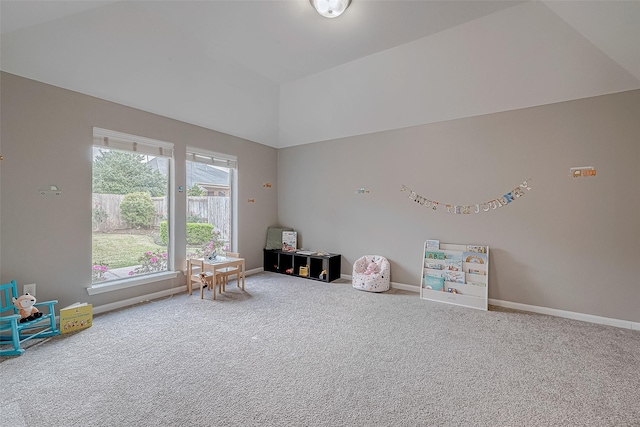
185;147;237;253
88;128;177;295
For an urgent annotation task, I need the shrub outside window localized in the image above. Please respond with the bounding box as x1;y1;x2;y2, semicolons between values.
92;128;173;284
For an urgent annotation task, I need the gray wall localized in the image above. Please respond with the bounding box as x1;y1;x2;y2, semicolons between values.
2;71;638;323
0;72;278;308
277;90;640;323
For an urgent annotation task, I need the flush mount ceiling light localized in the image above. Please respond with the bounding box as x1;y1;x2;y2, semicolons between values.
309;0;352;18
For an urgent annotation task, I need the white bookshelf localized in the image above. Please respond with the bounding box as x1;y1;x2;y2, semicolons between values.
420;241;489;310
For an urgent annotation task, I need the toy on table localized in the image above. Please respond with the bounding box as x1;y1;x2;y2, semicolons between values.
12;293;43;323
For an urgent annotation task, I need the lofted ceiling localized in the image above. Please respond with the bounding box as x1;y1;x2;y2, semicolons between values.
1;0;639;148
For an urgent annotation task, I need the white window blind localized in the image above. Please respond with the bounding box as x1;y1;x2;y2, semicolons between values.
93;127;174;158
186;147;237;169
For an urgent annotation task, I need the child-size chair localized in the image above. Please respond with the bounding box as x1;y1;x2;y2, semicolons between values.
216;252;241;293
352;255;391;292
1;280;60;356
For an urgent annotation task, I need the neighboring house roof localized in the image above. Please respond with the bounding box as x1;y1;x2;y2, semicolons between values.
147;158;229;188
186;162;229;189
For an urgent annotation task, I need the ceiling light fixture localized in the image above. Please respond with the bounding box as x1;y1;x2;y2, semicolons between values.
309;0;351;19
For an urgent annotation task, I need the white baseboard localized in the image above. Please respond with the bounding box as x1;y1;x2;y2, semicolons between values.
246;267;264;276
341;274;419;293
92;268;264;315
488;298;640;331
390;282;419;292
342;275;638;330
93;286;187;315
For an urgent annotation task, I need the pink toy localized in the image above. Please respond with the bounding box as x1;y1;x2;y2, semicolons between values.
364;261;377;276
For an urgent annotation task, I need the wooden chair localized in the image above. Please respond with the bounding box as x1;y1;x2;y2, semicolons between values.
216;252;241;293
187;258;209;295
188;259;212;297
1;280;60;356
188;258;227;300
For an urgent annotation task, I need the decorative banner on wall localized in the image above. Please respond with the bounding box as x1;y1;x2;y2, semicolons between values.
401;179;532;214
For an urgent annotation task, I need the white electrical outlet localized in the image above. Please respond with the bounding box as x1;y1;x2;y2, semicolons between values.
23;283;36;296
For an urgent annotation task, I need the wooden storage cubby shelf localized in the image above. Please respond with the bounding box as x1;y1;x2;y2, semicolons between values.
263;249;341;283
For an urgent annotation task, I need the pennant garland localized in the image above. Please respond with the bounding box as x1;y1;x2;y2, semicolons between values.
401;179;532;214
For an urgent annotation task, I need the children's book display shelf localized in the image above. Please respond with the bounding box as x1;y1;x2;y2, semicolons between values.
420;241;489;310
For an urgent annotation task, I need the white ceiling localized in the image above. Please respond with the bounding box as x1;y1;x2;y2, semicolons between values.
2;0;639;148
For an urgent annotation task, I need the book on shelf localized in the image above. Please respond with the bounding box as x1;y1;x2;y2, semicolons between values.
463;251;487;265
467;281;487;287
467;268;486;276
425;270;444;278
443;250;463;261
425;251;445;260
444;271;465;284
282;231;297;252
444;259;462;271
424;275;445;291
425;261;443;270
426;240;440;250
60;302;93;334
466;245;487;254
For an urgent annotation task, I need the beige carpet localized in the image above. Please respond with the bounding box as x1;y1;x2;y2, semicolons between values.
1;272;639;426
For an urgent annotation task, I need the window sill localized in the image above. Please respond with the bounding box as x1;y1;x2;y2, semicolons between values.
87;271;179;295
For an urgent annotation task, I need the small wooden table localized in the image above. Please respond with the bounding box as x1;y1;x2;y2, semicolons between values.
187;256;246;300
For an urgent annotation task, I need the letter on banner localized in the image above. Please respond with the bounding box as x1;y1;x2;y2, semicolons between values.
503;192;514;203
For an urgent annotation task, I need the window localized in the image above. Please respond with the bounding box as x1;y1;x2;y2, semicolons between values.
185;148;236;260
91;128;174;288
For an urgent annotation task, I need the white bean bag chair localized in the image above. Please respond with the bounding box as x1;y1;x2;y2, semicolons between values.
352;255;390;292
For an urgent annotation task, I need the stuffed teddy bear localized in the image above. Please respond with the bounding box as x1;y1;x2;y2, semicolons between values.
364;261;378;276
199;272;212;290
12;293;43;323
